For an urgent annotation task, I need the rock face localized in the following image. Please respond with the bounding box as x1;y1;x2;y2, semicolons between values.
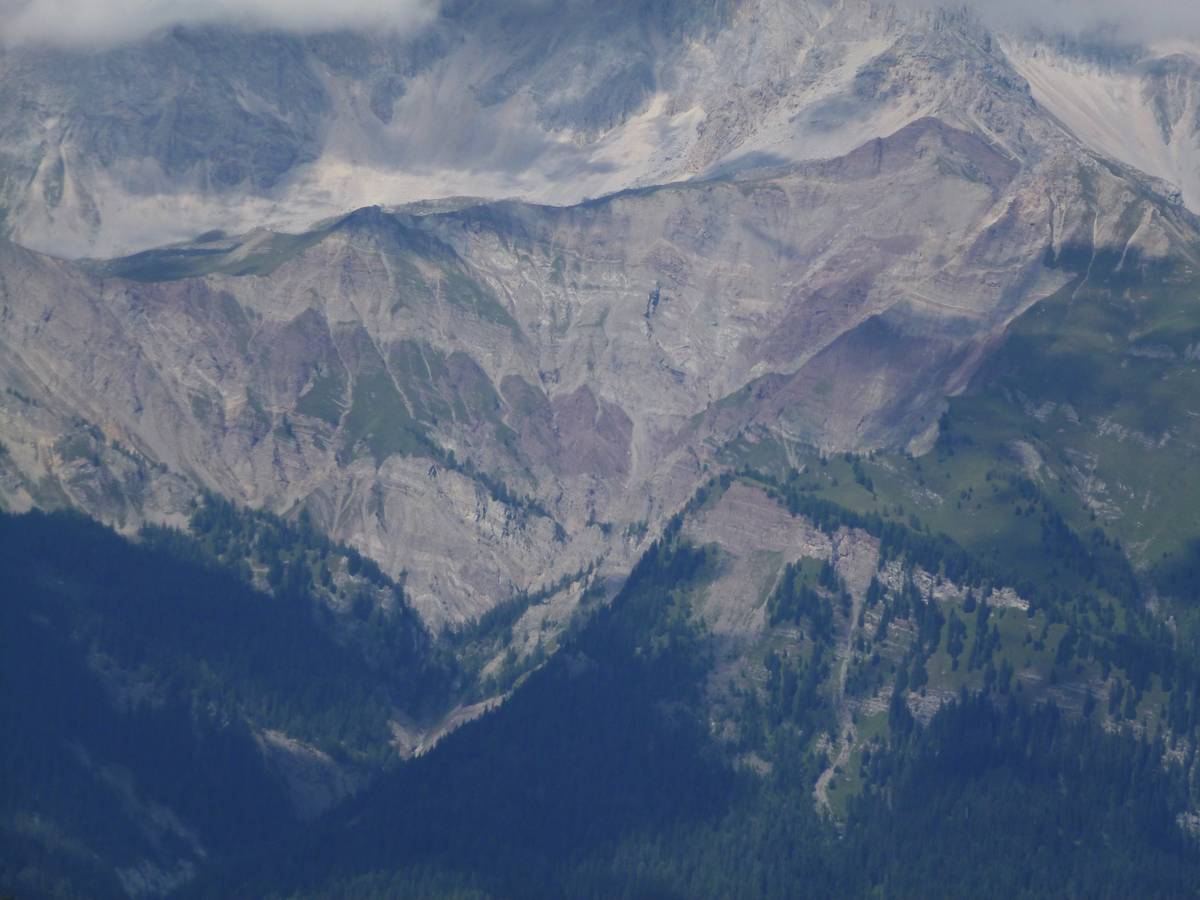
1003;35;1200;212
2;115;1195;627
2;0;1200;629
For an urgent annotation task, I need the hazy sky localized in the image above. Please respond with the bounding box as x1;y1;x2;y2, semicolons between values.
0;0;1196;48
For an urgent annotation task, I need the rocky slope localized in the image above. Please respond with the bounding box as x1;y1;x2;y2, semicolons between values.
1004;34;1200;211
3;103;1193;627
7;4;1200;895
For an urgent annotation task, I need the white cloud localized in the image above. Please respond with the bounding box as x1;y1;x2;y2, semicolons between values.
0;0;440;47
3;0;1197;50
912;0;1200;43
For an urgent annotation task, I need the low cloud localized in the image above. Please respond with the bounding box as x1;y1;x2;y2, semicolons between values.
914;0;1200;43
3;0;1197;50
0;0;439;47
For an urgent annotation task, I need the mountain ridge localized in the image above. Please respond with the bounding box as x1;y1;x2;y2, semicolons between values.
7;114;1182;629
3;0;1197;257
7;3;1200;896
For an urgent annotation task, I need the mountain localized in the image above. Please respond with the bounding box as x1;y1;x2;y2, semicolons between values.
3;111;1193;628
6;0;1198;258
1003;33;1200;211
5;0;1200;897
182;452;1200;897
0;504;444;897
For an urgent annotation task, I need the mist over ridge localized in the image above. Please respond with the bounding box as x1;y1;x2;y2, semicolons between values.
3;0;1199;49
